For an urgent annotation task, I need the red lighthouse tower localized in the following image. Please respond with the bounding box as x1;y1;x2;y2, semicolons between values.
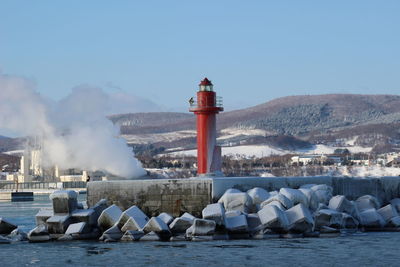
189;78;223;176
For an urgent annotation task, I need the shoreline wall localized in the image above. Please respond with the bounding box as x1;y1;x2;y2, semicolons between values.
87;176;400;217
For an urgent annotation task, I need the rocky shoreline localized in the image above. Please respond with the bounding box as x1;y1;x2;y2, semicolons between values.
1;184;400;244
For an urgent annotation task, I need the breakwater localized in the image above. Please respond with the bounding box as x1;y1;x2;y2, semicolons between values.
87;176;400;217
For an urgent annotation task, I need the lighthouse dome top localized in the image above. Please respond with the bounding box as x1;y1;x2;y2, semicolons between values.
199;78;213;92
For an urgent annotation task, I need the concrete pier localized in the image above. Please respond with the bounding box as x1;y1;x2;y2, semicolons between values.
87;176;400;217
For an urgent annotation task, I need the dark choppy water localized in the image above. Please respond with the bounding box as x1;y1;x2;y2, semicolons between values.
1;195;400;267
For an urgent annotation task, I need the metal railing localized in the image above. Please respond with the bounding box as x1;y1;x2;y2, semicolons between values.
189;96;223;109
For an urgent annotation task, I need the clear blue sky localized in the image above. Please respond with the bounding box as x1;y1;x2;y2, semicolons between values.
1;1;399;112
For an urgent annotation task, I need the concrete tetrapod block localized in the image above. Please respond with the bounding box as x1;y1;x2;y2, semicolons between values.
0;217;17;235
116;205;148;229
141;231;161;241
359;208;385;228
71;209;97;226
377;204;399;224
310;184;333;205
299;188;319;211
341;213;359;229
46;215;74;234
390;198;400;213
388;216;400;227
328;195;355;215
355;195;381;212
190;219;216;236
121;217;145;232
97;204;123;231
142;217;171;241
285;203;314;233
35;208;54;226
218;190;253;213
260;200;285;211
157;212;174;225
99;225;123;241
202;203;225;226
257;205;289;232
121;230;145;241
246;213;262;234
180;212;196;224
280;188;308;207
247;187;270;205
225;210;242;218
169;217;193;234
225;214;248;233
314;209;343;230
27;224;50;242
65;222;91;235
261;194;293;210
92;199;108;218
49;190;78;214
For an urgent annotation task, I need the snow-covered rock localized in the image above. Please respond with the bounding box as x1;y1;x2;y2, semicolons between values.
225;214;248;233
359;208;385;228
257;205;289;231
97;205;122;231
202;203;225;225
0;218;17;235
286;204;314;233
157;212;174;225
261;194;293;210
247;187;270;205
279;188;308;207
355;195;380;212
49;190;78;214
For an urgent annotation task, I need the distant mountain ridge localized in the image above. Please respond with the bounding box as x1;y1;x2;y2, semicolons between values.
113;94;400;135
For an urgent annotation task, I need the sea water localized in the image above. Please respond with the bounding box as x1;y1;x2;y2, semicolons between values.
1;196;400;267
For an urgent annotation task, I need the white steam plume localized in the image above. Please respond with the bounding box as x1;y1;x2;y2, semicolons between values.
0;72;146;178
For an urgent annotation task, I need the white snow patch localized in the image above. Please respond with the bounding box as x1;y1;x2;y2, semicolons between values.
168;145;288;158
